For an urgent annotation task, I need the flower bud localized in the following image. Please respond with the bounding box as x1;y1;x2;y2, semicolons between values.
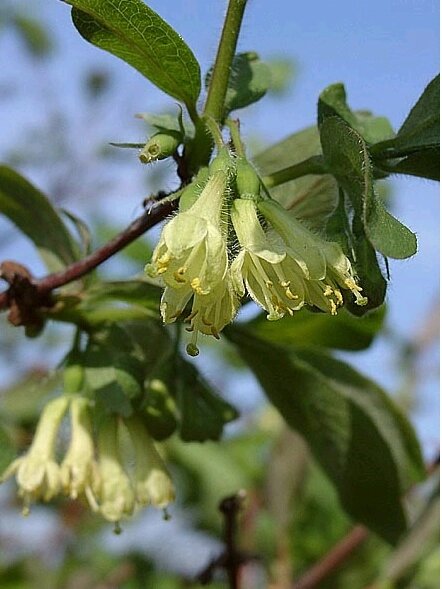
139;131;181;164
235;156;261;198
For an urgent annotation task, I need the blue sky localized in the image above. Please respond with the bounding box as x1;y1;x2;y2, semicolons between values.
0;0;439;450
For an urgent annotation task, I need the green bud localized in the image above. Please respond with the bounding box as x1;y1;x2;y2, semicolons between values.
236;156;261;198
139;131;181;164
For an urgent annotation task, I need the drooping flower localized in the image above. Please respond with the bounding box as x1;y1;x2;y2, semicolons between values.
87;417;135;523
60;396;98;500
125;416;175;509
146;153;230;297
0;396;69;514
258;199;367;312
231;198;367;319
231;198;307;320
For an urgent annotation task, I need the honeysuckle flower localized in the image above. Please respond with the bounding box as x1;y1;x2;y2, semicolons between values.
258;199;367;311
125;416;175;509
0;396;69;514
146;164;229;297
231;198;308;320
87;417;135;523
60;396;98;500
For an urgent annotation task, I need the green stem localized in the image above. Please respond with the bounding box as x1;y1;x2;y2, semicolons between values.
226;118;245;156
262;156;326;188
204;0;248;122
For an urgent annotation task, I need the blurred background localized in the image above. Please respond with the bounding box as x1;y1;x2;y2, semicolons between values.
0;1;439;587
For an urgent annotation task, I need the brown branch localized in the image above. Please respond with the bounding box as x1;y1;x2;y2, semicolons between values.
0;198;177;319
292;525;369;589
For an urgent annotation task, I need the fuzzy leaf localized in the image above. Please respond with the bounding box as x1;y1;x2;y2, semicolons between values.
320;117;417;259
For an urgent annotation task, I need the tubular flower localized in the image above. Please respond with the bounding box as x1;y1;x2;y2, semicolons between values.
231;199;307;320
125;416;175;509
258;199;367;312
60;396;98;500
146;165;229;298
87;417;135;523
0;396;69;514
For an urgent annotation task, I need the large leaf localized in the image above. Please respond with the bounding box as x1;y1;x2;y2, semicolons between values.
206;52;271;116
0;166;79;271
241;305;385;351
65;0;201;110
375;147;440;181
320;117;417;259
225;328;425;544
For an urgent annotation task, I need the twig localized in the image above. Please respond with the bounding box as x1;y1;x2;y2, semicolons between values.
292;525;369;589
197;491;254;588
0;197;176;317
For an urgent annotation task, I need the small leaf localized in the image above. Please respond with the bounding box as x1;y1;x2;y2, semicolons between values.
136;111;194;137
320;117;417;259
65;0;201;110
0;166;79;271
206;52;271;115
177;358;238;442
226;329;425;544
240;305;386;351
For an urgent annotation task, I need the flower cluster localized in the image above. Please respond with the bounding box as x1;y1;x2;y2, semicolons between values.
0;396;174;525
147;150;367;353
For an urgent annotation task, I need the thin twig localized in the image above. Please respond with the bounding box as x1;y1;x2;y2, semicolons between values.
0;197;176;314
292;525;369;589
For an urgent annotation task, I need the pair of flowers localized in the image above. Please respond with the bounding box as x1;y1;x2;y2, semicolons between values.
146;150;367;354
1;395;174;524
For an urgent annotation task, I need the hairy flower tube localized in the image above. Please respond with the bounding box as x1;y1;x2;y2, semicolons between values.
231;199;307;320
146;149;237;351
125;416;175;509
258;199;367;312
60;396;98;500
0;396;69;514
87;417;135;523
231;198;367;319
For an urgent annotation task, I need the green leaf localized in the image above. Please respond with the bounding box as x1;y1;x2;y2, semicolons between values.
254;125;339;230
83;324;146;417
226;329;425;544
240;305;386;351
375;147;440;181
0;370;61;424
136;110;194;137
206;52;271;115
374;75;440;158
142;374;178;441
0;166;79;271
320;117;417;259
176;358;238;442
65;0;201;110
318;83;394;144
0;425;15;473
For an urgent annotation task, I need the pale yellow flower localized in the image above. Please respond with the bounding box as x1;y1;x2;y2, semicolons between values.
60;396;98;500
125;416;175;509
0;396;69;514
258;199;367;312
87;417;135;523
